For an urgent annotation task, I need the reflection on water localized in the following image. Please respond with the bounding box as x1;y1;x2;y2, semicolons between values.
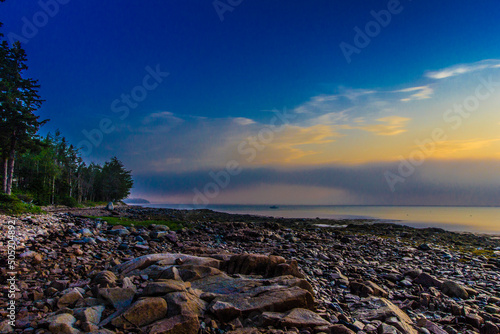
141;204;500;234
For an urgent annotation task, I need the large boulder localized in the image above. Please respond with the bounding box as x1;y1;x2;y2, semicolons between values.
114;253;220;276
47;313;79;334
111;297;168;328
98;286;135;309
224;254;303;278
164;290;207;318
413;273;443;288
57;289;83;309
261;308;332;328
209;285;314;321
142;314;200;334
142;280;191;296
441;280;469;299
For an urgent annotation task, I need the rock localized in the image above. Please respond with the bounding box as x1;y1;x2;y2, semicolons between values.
92;271;117;287
165;232;178;243
417;318;448;334
98;286;135;309
378;323;399;334
114;253;220;276
350;281;374;297
464;286;478;296
0;320;14;334
142;280;191;296
465;313;484;329
57;289;83;309
111;297;168;327
73;305;105;325
404;269;422;279
330;268;349;286
225;254;303;278
33;252;44;264
209;285;314;321
150;231;169;239
413;273;443;288
351;297;418;334
107;228;129;236
51;280;70;291
177;265;225;282
143;314;200;334
164;290;207;317
350;281;388;298
441;280;468;299
330;324;356;334
418;243;432;251
365;281;389;298
485;304;500;314
47;313;79;334
80;228;93;236
489;296;500;305
267;308;332;328
481;321;499;334
106;202;114;210
158;266;182;281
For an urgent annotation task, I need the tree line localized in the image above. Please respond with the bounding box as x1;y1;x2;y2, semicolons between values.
1;11;133;206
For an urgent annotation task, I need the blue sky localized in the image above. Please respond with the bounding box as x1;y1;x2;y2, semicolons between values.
2;1;500;205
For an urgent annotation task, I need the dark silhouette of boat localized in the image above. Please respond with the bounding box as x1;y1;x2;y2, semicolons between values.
269;205;279;209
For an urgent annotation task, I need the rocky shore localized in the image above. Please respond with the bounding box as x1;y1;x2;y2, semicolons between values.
1;206;499;334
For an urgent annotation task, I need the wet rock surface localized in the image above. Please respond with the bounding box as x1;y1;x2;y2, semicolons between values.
0;206;499;333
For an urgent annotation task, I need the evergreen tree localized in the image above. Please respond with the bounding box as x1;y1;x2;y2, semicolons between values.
100;157;133;202
0;41;47;194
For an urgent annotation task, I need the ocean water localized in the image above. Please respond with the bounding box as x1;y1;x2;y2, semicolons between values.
139;204;500;234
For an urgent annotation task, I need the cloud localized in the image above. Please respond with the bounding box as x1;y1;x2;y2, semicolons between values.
431;138;500;158
394;85;434;101
426;59;500;79
131;160;500;206
233;117;256;125
251;124;340;163
101;58;500;206
351;116;411;136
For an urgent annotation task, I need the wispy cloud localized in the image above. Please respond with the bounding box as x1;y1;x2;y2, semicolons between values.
394;85;433;101
355;116;411;136
432;138;500;158
426;59;500;79
252;124;340;164
233;117;256;125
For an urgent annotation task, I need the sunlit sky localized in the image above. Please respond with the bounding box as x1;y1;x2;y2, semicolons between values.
3;1;500;205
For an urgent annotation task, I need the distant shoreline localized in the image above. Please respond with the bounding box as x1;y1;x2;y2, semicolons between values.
134;203;500;235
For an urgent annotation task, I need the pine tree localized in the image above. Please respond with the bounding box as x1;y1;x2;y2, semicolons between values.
100;157;134;202
0;41;47;194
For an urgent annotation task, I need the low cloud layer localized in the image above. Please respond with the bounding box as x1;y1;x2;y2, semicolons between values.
90;59;500;205
132;160;500;206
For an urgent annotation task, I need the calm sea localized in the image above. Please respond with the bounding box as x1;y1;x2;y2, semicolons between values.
139;204;500;234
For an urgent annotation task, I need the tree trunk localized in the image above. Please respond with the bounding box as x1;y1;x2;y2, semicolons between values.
51;175;55;205
2;157;7;193
6;156;15;195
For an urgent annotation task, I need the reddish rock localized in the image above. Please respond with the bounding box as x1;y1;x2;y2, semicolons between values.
111;297;168;327
143;314;200;334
